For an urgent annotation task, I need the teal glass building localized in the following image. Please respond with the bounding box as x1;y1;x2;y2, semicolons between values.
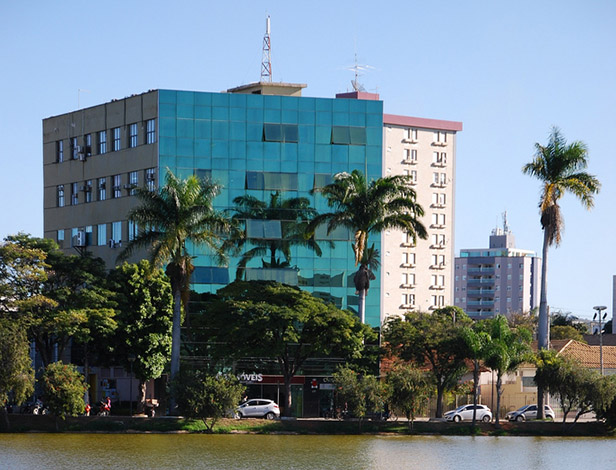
157;88;383;326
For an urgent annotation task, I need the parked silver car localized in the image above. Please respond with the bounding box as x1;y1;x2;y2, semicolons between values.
444;404;492;422
237;399;280;419
506;404;555;421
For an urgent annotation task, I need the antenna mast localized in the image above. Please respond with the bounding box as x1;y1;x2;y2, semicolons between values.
260;16;272;82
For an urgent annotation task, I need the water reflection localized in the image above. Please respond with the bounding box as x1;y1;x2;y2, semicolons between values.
0;434;614;470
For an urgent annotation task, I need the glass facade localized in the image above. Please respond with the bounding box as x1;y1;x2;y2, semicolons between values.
158;89;383;326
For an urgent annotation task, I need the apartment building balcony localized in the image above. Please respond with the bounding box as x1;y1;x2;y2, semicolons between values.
467;267;494;274
467;289;495;295
467;278;494;285
467;300;495;306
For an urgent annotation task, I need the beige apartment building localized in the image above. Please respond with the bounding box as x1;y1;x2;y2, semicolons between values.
381;114;462;323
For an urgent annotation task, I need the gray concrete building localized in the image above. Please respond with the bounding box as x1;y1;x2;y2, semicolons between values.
454;224;541;319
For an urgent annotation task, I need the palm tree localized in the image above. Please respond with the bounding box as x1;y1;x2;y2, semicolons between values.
522;127;600;417
223;192;324;281
119;170;232;386
309;170;427;323
482;315;532;426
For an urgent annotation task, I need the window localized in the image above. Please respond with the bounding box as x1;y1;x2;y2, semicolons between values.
57;185;65;207
402;273;415;286
313;174;333;190
433;172;447;186
431;295;445;307
56;140;64;163
145;168;156;191
432;193;446;207
433;152;446;165
402;293;415;307
112;127;121;151
431;213;446;227
146;119;156;144
84;134;92;157
432;254;445;267
404;148;417;163
57;229;64;241
129;123;138;148
71;182;79;205
246;172;298;191
246;220;282;239
98;130;107;154
129;171;138;195
128;220;138;241
112;174;122;198
331;126;366;145
98;177;106;201
402;232;415;247
406;128;418;141
192;266;230;285
97;224;107;246
432;234;445;246
433;131;447;144
111;221;122;244
71;137;79;159
263;123;299;142
403;252;416;266
405;169;417;184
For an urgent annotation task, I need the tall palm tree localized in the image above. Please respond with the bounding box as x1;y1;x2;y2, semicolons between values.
223;192;324;281
119;170;232;385
522;127;600;416
309;170;427;323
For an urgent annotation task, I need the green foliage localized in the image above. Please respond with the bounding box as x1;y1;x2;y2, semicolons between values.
200;280;371;415
383;306;472;418
107;261;173;383
2;234;117;366
223;191;323;280
0;318;35;406
172;369;245;432
551;325;585;342
42;362;88;418
309;169;427;266
534;350;616;425
481;315;532;424
385;363;431;428
119;169;233;382
332;366;385;423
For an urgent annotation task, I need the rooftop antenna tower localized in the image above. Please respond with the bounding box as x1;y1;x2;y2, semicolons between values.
502;211;510;233
345;51;374;92
260;16;272;82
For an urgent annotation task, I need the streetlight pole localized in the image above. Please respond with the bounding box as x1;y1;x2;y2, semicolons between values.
593;306;607;376
128;353;136;416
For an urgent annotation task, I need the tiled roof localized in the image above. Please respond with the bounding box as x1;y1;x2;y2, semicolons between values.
559;340;616;369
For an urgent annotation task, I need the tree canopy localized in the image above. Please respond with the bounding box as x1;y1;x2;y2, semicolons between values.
198;280;372;416
383;306;472;418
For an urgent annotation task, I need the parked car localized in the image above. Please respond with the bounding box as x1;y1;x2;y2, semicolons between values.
506;404;555;421
237;399;280;419
444;404;492;422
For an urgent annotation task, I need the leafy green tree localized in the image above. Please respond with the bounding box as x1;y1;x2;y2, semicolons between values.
42;362;88;418
385;363;431;430
172;370;245;432
107;261;173;412
522;127;600;417
119;170;233;387
0;319;35;430
332;366;385;428
460;322;492;427
534;350;616;428
2;234;116;366
0;235;50;316
309;170;427;322
223;191;324;280
383;306;472;418
200;281;371;416
551;325;585;342
482;315;532;425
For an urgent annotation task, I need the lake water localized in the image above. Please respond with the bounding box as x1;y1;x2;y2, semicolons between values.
0;434;614;470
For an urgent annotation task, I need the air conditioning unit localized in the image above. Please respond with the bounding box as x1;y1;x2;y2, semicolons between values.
72;231;86;247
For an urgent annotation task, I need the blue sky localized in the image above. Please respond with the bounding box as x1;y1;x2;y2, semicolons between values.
1;0;614;320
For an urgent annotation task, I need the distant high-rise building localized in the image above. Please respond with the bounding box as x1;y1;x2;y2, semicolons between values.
454;225;541;318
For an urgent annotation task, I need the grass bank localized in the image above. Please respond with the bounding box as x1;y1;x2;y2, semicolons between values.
2;415;612;437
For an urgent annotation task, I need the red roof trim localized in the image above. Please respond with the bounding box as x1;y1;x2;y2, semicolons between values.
335;91;381;101
384;113;463;132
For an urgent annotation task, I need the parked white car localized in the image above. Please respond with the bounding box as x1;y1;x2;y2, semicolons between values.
444;404;492;422
236;399;280;419
506;404;555;421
